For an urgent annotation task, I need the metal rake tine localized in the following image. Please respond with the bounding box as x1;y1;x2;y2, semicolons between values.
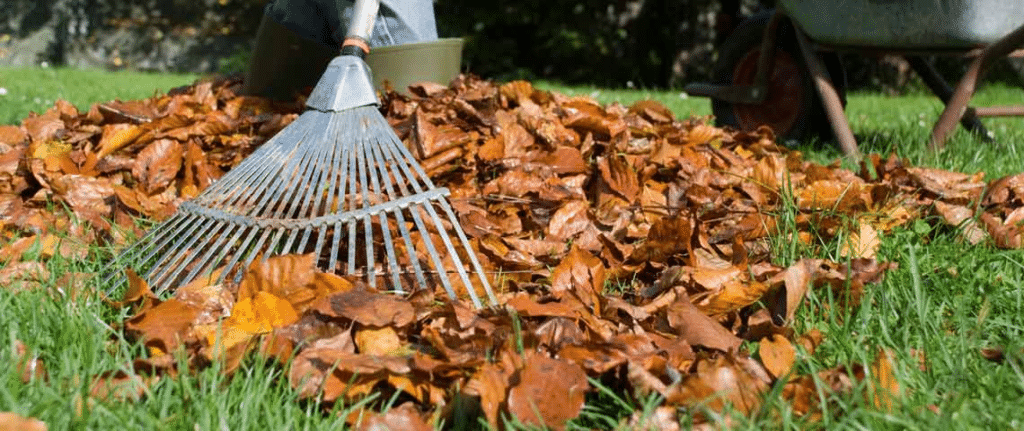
371;123;463;301
178;222;252;287
277;139;330;254
242;123;323;262
354;124;377;288
347;218;358;275
143;215;223;293
215;225;279;286
361;128;404;292
313;109;348;265
113;212;192;276
421;199;483;309
101;212;187;289
149;219;227;292
199;117;308;208
376;114;492;306
326;114;357;273
345;122;360;275
366;129;427;292
228;113;325;223
390;129;495;305
229;226;280;285
437;199;498;305
261;113;332;220
279;112;339;253
374;114;437;190
296;113;343;254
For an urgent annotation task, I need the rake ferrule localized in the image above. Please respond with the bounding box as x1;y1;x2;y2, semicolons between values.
306;56;379;112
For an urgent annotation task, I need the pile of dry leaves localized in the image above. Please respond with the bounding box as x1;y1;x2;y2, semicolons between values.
2;75;1023;429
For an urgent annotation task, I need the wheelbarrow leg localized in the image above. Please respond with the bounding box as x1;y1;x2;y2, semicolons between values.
930;22;1024;150
905;56;993;142
793;27;859;158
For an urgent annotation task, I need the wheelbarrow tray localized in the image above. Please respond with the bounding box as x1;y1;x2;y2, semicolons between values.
780;0;1024;49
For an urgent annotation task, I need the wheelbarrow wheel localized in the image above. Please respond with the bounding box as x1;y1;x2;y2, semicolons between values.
711;11;846;143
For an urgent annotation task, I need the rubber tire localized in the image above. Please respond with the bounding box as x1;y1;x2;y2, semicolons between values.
711;11;847;143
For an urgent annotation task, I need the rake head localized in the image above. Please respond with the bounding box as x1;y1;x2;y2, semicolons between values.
106;56;498;308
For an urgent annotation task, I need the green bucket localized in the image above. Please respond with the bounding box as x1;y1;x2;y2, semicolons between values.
365;38;464;93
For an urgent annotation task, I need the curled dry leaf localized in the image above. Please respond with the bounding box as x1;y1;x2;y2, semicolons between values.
126;298;200;355
549;245;605;315
464;362;512;429
666;292;742;352
934;201;988;245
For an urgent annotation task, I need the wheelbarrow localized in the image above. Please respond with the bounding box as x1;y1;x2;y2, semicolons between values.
685;0;1024;157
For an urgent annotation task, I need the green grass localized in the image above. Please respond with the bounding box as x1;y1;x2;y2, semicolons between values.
2;67;1024;429
0;67;199;125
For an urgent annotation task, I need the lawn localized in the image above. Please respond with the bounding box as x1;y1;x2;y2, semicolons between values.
0;67;199;126
2;66;1023;429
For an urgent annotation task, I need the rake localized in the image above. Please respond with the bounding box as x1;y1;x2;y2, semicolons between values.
104;0;498;308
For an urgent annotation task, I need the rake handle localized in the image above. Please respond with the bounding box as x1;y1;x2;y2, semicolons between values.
341;0;381;57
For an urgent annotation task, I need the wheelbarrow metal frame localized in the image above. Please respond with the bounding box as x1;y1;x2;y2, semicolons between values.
689;8;1024;158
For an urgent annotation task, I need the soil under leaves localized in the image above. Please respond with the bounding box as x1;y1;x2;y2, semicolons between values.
1;75;1023;429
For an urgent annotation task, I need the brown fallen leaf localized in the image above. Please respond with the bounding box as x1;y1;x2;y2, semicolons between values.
351;402;432;431
312;288;416;327
549;245;605;315
12;340;46;383
767;259;814;325
867;349;902;412
934;201;988;245
354;326;407;356
623;406;680;431
665;292;742;352
0;125;28;146
464;362;513;429
759;334;796;379
0;262;49;292
665;354;770;415
126;298;200;355
506;354;589;431
840;221;880;260
204;290;299;352
132;139;184;193
90;371;156;402
0;412;47;431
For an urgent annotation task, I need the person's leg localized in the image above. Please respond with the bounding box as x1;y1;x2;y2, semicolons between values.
242;13;337;100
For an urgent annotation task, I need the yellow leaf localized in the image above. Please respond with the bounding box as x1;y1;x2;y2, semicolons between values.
207;291;298;350
759;334;796;379
354;326;407;356
97;124;145;158
29;139;71;159
840;221;880;259
869;349;902;412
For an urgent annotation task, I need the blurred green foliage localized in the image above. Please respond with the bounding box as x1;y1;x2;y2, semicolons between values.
435;0;709;88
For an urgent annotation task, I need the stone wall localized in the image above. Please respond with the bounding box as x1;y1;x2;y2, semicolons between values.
0;0;262;72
